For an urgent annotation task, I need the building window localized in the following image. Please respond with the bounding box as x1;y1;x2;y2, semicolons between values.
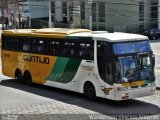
98;2;105;22
51;1;55;14
62;1;67;15
92;3;96;22
62;1;67;23
139;0;144;22
139;0;144;33
151;0;158;28
80;2;85;20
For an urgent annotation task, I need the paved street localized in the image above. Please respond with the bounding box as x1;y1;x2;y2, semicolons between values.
0;40;159;120
0;80;160;119
150;40;160;88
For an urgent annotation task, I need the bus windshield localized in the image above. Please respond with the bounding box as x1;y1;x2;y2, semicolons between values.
113;41;155;83
113;41;151;55
118;56;138;83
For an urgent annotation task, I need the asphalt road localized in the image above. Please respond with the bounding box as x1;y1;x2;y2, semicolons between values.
150;40;160;87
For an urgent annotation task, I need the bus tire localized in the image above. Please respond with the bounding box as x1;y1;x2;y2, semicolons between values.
15;70;24;83
24;71;32;86
84;82;96;100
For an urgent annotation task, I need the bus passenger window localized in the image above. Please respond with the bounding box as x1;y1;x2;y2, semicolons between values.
8;38;19;50
86;43;94;60
55;42;60;55
23;44;30;51
19;38;31;52
33;40;44;53
51;41;56;54
70;43;75;56
47;41;56;55
63;42;75;57
79;43;85;57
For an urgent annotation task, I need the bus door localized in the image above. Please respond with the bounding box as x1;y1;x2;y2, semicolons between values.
97;41;114;95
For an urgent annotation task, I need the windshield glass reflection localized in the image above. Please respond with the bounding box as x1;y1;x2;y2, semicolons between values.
119;56;139;82
115;55;155;83
113;41;151;54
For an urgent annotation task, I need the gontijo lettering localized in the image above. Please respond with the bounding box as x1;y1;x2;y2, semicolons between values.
23;55;49;64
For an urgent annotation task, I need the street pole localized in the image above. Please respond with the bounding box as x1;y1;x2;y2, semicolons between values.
67;0;70;28
88;0;92;30
1;0;5;30
13;0;17;29
48;0;52;28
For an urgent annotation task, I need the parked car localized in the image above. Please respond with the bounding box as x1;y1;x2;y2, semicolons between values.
143;28;160;40
0;24;2;30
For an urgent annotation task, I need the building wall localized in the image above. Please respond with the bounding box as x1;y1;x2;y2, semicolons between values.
29;0;48;19
18;0;158;32
72;0;157;33
54;1;63;22
106;0;151;33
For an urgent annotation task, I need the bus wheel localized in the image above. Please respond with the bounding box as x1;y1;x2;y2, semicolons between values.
24;71;32;86
15;70;24;83
84;82;96;100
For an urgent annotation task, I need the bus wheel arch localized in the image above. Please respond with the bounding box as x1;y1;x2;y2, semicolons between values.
24;70;32;86
83;81;96;100
15;69;24;83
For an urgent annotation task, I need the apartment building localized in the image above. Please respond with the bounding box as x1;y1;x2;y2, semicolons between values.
7;0;158;33
72;0;158;33
0;0;8;21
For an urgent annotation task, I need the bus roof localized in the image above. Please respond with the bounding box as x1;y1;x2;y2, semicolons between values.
2;28;148;42
69;32;149;42
2;28;91;35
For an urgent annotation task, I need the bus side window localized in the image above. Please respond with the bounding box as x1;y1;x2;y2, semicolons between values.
47;41;56;55
78;42;94;60
70;42;76;56
33;40;44;53
51;41;56;54
79;43;85;58
86;43;94;60
55;41;60;55
2;37;9;49
22;38;31;52
7;38;19;51
63;42;75;57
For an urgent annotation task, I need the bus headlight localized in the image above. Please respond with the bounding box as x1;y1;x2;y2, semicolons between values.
151;88;156;92
122;93;129;100
117;87;128;91
122;93;129;96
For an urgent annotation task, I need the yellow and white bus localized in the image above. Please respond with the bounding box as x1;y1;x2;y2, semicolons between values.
1;28;156;100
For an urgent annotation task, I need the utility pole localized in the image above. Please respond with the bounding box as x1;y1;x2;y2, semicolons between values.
48;0;52;28
88;0;92;30
1;0;5;30
67;0;70;28
12;0;17;29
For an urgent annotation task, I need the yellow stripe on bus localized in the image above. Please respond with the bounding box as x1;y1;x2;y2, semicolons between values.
121;81;144;87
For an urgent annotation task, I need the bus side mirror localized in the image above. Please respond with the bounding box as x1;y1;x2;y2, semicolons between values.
152;54;155;68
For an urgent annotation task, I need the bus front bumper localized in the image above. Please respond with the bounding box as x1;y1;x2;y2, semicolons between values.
114;86;156;101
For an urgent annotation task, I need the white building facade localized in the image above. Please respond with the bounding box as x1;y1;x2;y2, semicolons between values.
74;0;158;33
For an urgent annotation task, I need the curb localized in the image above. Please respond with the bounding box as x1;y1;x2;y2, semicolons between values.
156;87;160;90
